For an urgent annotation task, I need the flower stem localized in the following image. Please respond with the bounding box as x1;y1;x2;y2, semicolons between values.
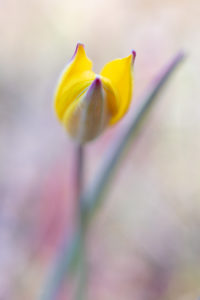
75;145;87;300
75;226;87;300
75;145;84;202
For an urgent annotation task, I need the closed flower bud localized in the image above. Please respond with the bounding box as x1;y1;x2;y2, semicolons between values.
54;43;136;144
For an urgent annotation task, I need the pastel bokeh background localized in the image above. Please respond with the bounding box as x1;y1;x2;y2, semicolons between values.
0;0;200;299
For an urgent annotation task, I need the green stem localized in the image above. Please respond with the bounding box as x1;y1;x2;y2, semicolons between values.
75;145;87;300
75;225;87;300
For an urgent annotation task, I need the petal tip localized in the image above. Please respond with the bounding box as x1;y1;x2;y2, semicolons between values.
132;50;136;62
76;42;85;49
93;76;102;86
86;77;102;98
72;42;85;59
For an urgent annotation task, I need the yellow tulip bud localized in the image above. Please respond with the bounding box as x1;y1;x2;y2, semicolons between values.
54;43;136;144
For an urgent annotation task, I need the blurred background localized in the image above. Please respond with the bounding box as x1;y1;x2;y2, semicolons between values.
0;0;200;299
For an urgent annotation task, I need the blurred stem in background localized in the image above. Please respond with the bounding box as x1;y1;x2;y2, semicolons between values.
82;52;185;222
40;52;184;300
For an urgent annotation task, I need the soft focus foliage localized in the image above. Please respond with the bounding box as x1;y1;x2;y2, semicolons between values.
0;0;200;299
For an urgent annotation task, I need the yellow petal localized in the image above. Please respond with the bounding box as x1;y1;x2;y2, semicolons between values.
100;51;136;124
54;43;95;120
99;75;119;117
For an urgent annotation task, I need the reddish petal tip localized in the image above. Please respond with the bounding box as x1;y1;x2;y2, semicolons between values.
71;43;85;60
132;50;136;61
93;77;102;86
86;77;102;98
76;42;85;48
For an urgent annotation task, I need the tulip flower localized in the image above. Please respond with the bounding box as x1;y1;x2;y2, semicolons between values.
54;43;136;144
